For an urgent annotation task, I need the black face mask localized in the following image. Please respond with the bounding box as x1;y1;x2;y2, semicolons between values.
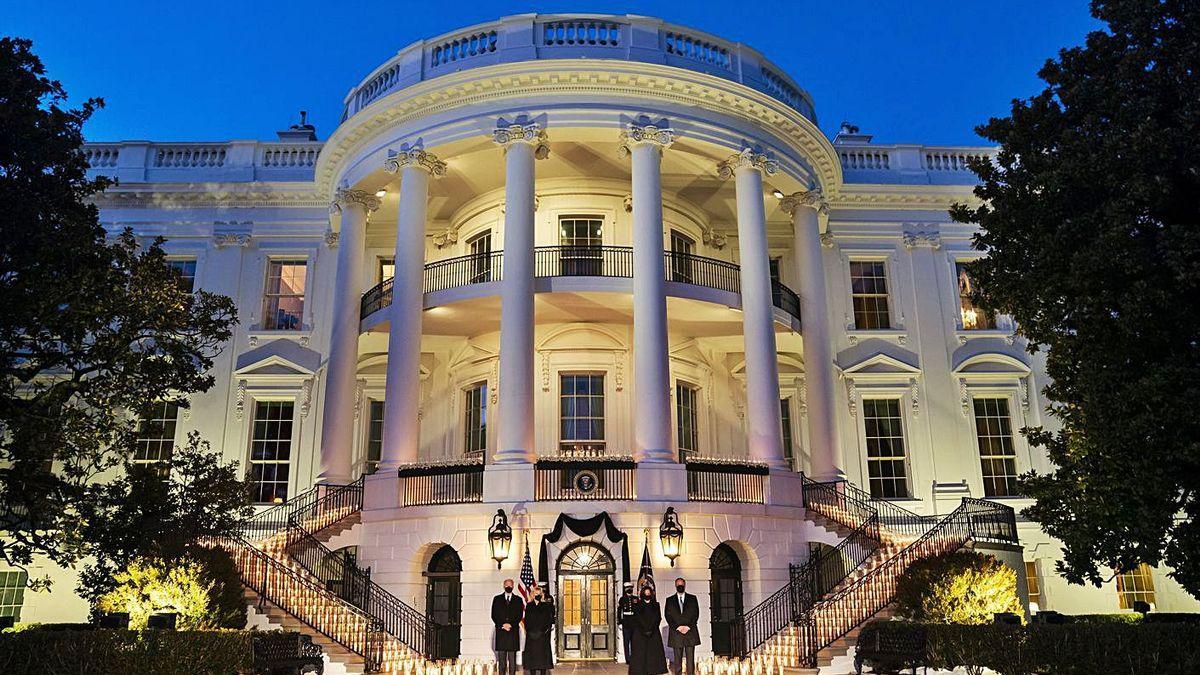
642;593;653;600
504;587;513;594
676;585;685;593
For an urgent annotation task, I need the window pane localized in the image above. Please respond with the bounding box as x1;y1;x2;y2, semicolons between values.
1116;563;1156;610
675;383;699;461
463;383;487;457
560;374;605;454
167;259;197;293
0;570;29;620
974;397;1019;497
133;401;180;471
849;261;891;330
863;398;908;498
957;261;995;330
263;260;307;330
780;398;794;461
249;401;294;503
365;400;385;476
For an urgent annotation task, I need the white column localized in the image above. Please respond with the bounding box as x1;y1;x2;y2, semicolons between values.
494;124;549;464
621;124;675;463
317;189;379;484
718;149;787;470
378;149;446;471
782;190;844;480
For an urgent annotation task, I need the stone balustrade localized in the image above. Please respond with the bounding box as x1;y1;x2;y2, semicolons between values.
81;140;324;183
835;143;997;185
340;13;818;122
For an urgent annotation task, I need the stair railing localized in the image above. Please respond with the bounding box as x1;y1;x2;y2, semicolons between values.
793;497;1018;667
286;517;441;660
242;476;365;541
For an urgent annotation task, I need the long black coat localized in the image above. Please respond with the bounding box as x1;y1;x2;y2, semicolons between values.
628;599;669;675
492;593;525;652
523;600;555;671
663;593;701;648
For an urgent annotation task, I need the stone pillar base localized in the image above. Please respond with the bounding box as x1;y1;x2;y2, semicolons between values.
483;463;536;503
363;471;399;512
765;470;803;507
636;462;688;501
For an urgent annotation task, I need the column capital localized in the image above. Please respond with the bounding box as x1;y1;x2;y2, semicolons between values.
330;187;381;215
384;148;447;177
493;123;550;159
780;189;829;216
618;124;675;157
716;148;778;179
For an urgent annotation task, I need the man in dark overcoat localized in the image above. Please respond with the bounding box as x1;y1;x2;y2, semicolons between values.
492;578;525;675
663;578;700;675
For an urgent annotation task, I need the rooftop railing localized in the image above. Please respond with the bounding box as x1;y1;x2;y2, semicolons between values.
834;143;997;185
81;140;324;183
360;246;803;327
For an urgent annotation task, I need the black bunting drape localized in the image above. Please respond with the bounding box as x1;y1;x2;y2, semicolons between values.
537;511;630;583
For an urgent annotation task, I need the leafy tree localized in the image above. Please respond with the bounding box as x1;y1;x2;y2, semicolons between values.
0;37;243;588
95;545;247;630
893;550;1024;625
951;0;1200;595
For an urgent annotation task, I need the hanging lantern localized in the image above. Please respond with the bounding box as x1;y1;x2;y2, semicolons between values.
488;509;513;569
659;506;684;567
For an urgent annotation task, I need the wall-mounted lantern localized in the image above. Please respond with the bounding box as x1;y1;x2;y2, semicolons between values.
659;507;684;567
488;509;513;569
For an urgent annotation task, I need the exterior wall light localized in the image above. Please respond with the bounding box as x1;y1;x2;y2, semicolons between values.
771;189;785;199
375;188;387;198
488;509;513;569
659;506;684;567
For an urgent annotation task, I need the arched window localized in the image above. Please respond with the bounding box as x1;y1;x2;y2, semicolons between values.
709;543;744;656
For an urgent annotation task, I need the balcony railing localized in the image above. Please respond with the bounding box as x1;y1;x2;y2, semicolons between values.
398;461;484;506
534;458;636;501
360;246;803;326
686;460;768;504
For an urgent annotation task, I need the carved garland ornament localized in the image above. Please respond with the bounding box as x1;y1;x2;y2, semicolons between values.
492;123;550;159
383;148;447;177
716;149;778;180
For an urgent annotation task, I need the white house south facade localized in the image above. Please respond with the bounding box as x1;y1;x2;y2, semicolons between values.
10;12;1199;674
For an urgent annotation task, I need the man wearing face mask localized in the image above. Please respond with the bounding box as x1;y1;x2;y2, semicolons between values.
618;582;637;663
492;578;525;675
663;578;700;675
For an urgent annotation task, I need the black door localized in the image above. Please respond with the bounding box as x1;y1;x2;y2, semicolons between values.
426;545;463;659
709;543;744;656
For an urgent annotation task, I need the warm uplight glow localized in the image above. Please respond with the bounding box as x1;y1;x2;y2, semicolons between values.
375;189;387;198
659;506;684;566
771;189;785;199
961;307;980;330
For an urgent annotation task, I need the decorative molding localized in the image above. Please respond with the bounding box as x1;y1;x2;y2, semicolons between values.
330;187;382;214
779;189;829;216
540;351;551;392
623;194;632;213
617;123;675;157
299;378;314;418
716;148;778;179
910;377;920;417
846;377;858;417
499;195;541;213
796;377;808;413
702;229;728;250
492;123;550;159
902;227;942;250
383;147;447;177
213;233;252;249
234;379;247;421
1020;376;1031;410
959;379;971;417
432;229;459;248
614;354;624;392
353;378;367;421
819;232;836;249
323;230;339;248
490;360;499;406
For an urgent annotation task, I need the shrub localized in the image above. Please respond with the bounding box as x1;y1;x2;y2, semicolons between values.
95;547;245;630
893;549;1024;625
0;629;254;675
1069;612;1143;624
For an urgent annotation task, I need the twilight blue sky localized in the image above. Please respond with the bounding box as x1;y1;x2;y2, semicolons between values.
2;1;1101;145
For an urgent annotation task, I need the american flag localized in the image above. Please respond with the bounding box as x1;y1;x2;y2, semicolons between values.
518;534;536;602
637;537;655;593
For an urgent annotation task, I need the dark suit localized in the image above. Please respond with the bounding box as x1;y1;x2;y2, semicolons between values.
618;592;638;663
663;593;700;675
492;592;525;675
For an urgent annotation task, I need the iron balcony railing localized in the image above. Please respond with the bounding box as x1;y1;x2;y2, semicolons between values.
241;476;365;542
534;457;636;501
360;246;803;326
685;460;768;504
398;462;485;506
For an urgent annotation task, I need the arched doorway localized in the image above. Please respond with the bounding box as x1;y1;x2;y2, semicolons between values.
557;542;616;661
425;545;462;659
709;543;744;656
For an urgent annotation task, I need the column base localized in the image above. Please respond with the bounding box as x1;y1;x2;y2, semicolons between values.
809;467;847;483
765;470;803;507
314;472;354;486
363;471;400;511
483;463;535;503
635;462;687;501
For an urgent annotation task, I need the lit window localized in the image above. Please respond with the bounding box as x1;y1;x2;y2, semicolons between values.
850;260;891;330
863;398;908;498
365;400;384;476
167;258;197;293
669;230;695;282
463;382;487;458
559;216;604;276
1025;560;1042;613
675;383;699;461
957;262;995;330
262;260;307;330
0;570;28;622
249;401;294;503
974;397;1019;497
560;374;605;455
133;401;179;469
378;258;395;283
1116;563;1156;610
780;398;794;462
466;232;493;283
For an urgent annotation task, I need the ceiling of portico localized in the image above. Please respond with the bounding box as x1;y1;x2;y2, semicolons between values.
360;128;805;229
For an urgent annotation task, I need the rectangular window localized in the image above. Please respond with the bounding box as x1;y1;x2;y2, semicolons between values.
559;216;604;276
0;570;28;622
133;401;179;467
669;230;695;282
1025;561;1042;613
957;261;995;330
463;382;488;458
780;398;794;462
262;259;307;330
249;400;294;503
850;260;892;330
974;397;1019;497
769;258;782;285
365;400;384;476
467;232;493;283
1116;563;1156;610
863;398;909;498
559;373;605;455
675;382;699;462
167;258;197;293
379;258;395;284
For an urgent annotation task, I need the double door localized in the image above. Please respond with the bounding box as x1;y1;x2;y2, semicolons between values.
558;574;614;660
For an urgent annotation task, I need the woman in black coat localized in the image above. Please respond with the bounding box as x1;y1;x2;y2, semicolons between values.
628;585;669;675
523;584;555;675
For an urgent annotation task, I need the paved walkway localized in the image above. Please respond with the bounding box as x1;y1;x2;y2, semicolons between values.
553;661;628;675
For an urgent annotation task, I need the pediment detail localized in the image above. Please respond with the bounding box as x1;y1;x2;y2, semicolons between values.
841;352;921;379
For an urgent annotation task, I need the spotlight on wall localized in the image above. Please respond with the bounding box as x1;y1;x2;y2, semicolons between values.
659;506;684;567
771;189;785;199
375;188;388;198
488;509;513;569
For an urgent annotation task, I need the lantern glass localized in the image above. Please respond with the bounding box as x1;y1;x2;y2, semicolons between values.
659;507;684;566
488;509;513;569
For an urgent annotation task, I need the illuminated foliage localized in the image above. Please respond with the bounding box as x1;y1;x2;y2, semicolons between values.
894;550;1024;625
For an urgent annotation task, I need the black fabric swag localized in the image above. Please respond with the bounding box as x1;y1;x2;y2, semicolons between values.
537;511;630;583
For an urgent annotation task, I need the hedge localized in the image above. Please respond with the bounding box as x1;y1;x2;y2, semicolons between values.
0;629;255;675
862;621;1200;675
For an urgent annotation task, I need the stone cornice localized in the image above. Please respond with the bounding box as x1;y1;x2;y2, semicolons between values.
716;148;778;179
383;148;448;176
88;185;328;209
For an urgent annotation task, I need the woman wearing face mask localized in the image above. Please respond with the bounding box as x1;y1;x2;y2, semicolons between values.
523;584;555;675
628;583;668;675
